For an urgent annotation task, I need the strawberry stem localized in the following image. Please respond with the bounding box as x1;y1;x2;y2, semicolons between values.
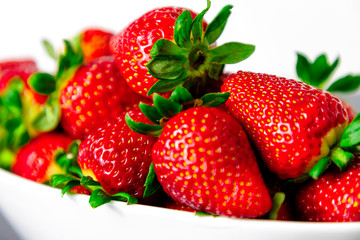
309;156;331;180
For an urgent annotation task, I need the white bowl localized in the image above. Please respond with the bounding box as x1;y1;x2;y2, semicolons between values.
1;168;360;240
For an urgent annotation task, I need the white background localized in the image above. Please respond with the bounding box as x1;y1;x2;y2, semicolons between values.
0;0;359;82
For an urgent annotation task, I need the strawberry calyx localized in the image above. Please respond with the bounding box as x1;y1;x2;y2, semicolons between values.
50;139;138;208
268;192;286;220
296;52;360;93
125;86;230;137
0;79;31;169
146;0;255;97
28;40;83;132
309;113;360;179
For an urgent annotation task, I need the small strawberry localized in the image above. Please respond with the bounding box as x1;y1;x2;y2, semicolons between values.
110;1;254;98
77;107;157;198
12;132;72;183
29;41;145;140
73;28;114;63
126;87;272;218
221;71;350;179
295;154;360;222
296;52;359;122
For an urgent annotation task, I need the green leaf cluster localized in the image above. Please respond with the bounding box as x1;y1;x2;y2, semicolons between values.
296;52;360;93
0;80;30;170
28;40;84;132
147;0;255;97
50;140;138;208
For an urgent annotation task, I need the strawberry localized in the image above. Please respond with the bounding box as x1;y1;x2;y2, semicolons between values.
221;71;350;179
12;132;72;183
296;52;359;122
110;1;254;98
295;154;360;222
29;41;145;140
77;107;157;198
73;28;114;63
126;87;272;218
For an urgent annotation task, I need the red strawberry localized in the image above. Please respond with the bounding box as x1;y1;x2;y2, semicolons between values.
59;56;143;139
164;199;197;213
110;6;197;98
221;71;349;179
78;107;157;198
151;106;272;218
29;54;146;140
12;133;72;183
110;2;254;99
295;154;360;222
75;28;113;63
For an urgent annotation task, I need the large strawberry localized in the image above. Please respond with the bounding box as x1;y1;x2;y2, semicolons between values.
126;87;272;218
12;132;72;182
295;154;360;222
221;71;350;180
110;1;254;98
29;41;145;140
77;107;157;198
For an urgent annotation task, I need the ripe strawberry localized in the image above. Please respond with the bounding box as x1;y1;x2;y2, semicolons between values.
12;132;72;183
110;2;254;98
221;71;349;179
77;107;157;198
74;28;113;63
29;46;145;140
151;106;271;218
295;154;360;222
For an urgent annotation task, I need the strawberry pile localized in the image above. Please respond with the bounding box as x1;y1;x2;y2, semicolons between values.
1;1;360;222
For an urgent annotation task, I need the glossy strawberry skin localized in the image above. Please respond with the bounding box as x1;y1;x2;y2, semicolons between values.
221;71;349;179
152;106;272;218
59;56;144;140
78;108;157;198
12;133;72;183
110;7;197;98
79;28;113;63
295;154;360;222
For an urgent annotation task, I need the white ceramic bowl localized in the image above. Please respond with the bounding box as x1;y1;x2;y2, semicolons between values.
1;1;360;239
1;167;360;240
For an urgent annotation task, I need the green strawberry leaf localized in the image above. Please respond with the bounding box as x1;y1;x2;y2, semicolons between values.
339;113;360;148
61;180;81;195
50;174;79;187
331;148;354;171
42;39;57;60
143;163;162;198
89;189;111;208
111;193;138;205
204;5;232;45
174;10;193;48
153;93;182;118
32;101;60;131
125;113;163;137
192;0;211;44
309;156;331;180
28;72;56;95
139;102;162;124
296;53;339;88
69;166;83;178
195;211;217;217
268;192;286;220
81;175;102;187
150;39;188;58
208;42;255;64
200;92;230;107
147;55;189;81
169;86;194;105
147;78;187;95
326;75;360;93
